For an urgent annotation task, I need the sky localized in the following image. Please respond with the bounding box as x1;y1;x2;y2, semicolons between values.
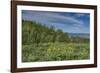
22;10;90;33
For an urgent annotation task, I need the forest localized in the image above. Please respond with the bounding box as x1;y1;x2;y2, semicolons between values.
22;20;90;62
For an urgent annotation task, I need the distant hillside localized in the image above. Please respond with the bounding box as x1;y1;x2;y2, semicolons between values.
68;33;90;39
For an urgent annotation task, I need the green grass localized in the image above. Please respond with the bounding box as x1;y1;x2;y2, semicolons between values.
22;42;90;62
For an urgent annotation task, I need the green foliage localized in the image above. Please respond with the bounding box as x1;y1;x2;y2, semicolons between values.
22;20;70;44
22;20;90;62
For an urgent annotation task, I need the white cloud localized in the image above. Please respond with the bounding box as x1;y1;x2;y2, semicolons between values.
23;11;84;25
22;10;89;33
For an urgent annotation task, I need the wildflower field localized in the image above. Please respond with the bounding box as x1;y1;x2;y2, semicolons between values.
22;42;89;62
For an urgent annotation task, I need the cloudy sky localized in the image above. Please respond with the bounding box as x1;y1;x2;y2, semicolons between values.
22;10;90;33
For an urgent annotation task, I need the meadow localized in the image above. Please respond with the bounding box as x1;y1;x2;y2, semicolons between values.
22;20;90;62
22;43;89;62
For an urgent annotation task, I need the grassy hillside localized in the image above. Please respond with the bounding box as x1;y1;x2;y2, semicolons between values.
22;20;90;62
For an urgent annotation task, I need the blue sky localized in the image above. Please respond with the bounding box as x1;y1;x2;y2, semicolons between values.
22;10;90;33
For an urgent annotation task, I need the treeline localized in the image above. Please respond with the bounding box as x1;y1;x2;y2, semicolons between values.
70;36;89;43
22;20;89;45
